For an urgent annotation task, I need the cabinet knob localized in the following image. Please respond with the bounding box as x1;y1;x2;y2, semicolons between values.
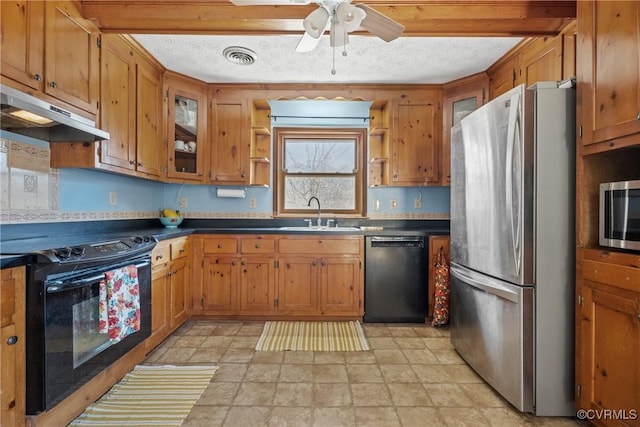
167;271;173;277
129;160;136;165
138;162;143;167
255;244;260;248
7;336;18;346
217;243;223;248
179;248;185;253
232;261;237;266
637;112;640;120
33;74;42;81
49;81;57;88
241;260;246;266
241;172;246;178
312;261;317;266
322;261;327;267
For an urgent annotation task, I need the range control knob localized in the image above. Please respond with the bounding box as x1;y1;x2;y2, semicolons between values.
143;236;152;242
71;247;85;257
132;236;144;244
54;247;72;259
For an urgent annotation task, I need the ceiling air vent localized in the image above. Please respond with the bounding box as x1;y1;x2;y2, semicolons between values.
223;46;257;65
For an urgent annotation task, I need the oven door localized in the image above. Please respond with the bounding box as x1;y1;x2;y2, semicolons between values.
26;258;151;414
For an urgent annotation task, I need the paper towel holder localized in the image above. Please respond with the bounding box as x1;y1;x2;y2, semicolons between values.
216;188;246;198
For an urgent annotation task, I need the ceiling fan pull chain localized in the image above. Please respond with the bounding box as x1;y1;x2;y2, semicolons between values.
331;44;336;75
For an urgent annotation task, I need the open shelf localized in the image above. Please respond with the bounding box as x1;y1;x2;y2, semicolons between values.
249;99;272;187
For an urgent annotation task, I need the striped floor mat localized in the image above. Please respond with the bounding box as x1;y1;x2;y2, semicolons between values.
69;365;217;426
255;321;370;351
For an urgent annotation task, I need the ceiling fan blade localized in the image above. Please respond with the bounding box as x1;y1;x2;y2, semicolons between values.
354;4;405;42
230;0;311;5
295;31;322;52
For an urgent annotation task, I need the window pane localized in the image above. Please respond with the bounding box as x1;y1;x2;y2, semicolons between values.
284;140;356;173
284;176;356;210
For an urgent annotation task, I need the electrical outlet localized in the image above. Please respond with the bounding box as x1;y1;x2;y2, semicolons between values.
179;196;188;208
390;199;397;209
414;197;422;209
373;200;380;211
249;198;256;209
109;192;117;206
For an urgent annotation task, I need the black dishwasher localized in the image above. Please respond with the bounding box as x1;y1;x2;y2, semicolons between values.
364;235;428;323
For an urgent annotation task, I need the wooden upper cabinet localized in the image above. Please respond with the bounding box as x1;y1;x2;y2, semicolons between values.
578;0;640;148
488;51;521;100
135;55;163;178
442;73;489;184
391;98;440;186
44;1;100;115
209;97;249;184
99;35;162;178
0;1;44;91
100;34;136;171
165;73;207;182
1;1;99;116
520;36;563;87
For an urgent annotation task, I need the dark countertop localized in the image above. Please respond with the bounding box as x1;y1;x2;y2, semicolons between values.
0;218;449;269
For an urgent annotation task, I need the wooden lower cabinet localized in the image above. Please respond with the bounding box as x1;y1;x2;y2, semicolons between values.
240;256;276;313
193;235;364;318
576;250;640;426
1;266;26;427
146;237;191;351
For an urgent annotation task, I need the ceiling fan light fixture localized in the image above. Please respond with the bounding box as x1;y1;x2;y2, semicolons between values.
336;3;366;32
303;7;330;39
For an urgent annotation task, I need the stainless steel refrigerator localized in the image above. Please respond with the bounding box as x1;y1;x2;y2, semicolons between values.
450;81;576;416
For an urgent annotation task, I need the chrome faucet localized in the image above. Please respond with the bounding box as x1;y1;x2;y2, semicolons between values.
307;196;321;226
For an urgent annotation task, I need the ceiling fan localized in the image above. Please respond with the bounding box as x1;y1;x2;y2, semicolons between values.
229;0;405;54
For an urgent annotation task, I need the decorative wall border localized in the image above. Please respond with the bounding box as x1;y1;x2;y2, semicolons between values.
1;210;448;224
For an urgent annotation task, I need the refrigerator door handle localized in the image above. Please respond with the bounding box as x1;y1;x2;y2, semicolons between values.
505;91;522;276
450;265;520;303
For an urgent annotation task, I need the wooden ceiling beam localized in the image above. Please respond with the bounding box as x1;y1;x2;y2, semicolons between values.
79;1;576;36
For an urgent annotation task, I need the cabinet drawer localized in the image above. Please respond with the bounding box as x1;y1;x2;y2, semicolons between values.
279;238;361;255
241;238;275;254
203;238;238;254
171;238;190;260
583;259;640;293
152;242;171;266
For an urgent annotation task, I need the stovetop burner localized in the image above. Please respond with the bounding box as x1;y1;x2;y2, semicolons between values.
36;235;156;264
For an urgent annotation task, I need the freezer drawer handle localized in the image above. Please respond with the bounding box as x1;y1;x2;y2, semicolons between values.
451;267;519;303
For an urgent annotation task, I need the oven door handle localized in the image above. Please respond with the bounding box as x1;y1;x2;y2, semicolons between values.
45;261;149;294
46;274;106;293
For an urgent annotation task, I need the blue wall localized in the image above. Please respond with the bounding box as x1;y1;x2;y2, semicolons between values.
2;98;451;217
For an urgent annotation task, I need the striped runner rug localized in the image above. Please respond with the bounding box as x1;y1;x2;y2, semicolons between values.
255;321;370;351
69;365;217;426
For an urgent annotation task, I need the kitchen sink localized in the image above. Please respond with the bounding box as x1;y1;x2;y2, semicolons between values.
278;226;361;232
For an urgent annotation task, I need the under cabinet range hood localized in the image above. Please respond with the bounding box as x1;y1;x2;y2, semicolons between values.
0;84;109;142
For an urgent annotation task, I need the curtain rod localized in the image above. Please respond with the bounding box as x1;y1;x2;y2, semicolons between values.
269;114;373;122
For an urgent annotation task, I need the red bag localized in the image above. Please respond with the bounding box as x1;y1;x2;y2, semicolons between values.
432;247;450;326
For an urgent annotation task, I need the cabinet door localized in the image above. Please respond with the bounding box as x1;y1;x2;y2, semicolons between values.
578;283;640;420
44;1;100;115
442;74;488;184
169;258;190;329
148;263;170;349
99;34;136;170
167;81;206;181
210;99;249;184
392;100;440;185
277;257;319;313
578;0;640;146
202;256;240;312
240;256;276;313
136;57;163;178
488;53;520;100
520;36;562;86
1;266;25;427
0;1;44;90
319;257;361;315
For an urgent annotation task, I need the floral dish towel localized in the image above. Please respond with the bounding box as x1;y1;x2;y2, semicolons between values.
99;265;141;344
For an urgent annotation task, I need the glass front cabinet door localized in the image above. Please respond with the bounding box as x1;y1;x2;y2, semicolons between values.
167;83;206;181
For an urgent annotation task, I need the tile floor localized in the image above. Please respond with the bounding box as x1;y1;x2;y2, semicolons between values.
143;320;585;427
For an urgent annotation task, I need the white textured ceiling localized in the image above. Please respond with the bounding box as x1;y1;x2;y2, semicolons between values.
132;34;523;84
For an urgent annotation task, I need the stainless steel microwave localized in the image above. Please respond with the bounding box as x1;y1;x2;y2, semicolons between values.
599;180;640;251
